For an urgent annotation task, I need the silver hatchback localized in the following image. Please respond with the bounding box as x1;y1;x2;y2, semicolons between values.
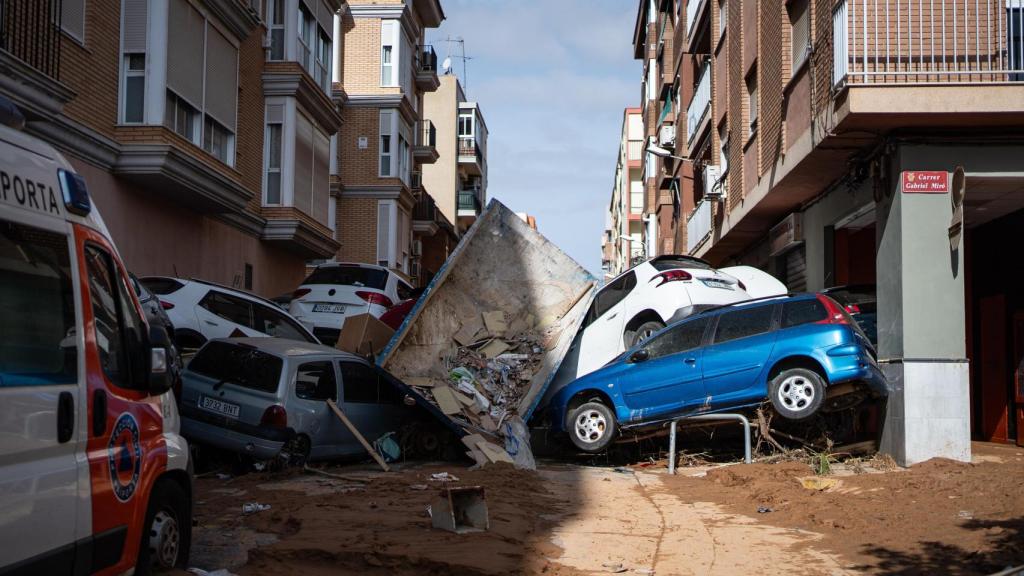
180;337;409;462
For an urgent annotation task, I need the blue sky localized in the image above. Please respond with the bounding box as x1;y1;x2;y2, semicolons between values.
427;0;640;275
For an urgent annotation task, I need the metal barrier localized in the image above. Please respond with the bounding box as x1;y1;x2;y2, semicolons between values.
668;413;752;474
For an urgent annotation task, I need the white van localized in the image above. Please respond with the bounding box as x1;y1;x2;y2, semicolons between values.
0;99;192;574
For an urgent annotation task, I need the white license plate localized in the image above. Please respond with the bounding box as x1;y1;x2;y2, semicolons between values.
199;396;240;418
313;303;346;314
701;279;734;290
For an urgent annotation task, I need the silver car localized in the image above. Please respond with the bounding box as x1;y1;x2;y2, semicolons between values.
179;337;409;462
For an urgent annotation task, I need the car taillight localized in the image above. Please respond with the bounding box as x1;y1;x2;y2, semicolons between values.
650;269;693;287
356;291;393;308
159;300;174;310
816;294;851;325
292;288;311;300
845;303;861;314
260;405;288;429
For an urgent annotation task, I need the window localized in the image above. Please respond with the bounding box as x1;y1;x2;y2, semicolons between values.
315;28;331;91
295;361;337;401
268;0;285;60
650;257;714;271
396;281;414;301
379;110;393;177
165;91;199;143
0;222;78;386
747;70;758;133
458;113;473;138
713;305;774;344
198;291;252;328
298;4;314;70
189;341;283;393
1010;6;1024;81
381;21;395;86
85;245;145;388
121;53;146;124
340;361;380;403
244;263;253;291
790;0;810;69
719;123;730;174
301;265;388;289
646;317;709;360
254;304;315;343
590;271;637;323
203;116;232;164
781;299;828;328
60;0;86;42
647;58;657;101
397;131;409;183
265;123;282;204
141;277;184;296
718;0;727;37
377;201;392;267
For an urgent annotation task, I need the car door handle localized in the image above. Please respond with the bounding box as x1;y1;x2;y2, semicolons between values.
57;391;74;444
606;312;618;320
204;320;219;326
92;390;107;437
683;358;697;365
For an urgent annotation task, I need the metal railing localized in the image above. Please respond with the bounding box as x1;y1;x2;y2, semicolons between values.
0;0;63;80
686;0;707;40
458;137;482;163
834;0;1024;86
668;413;752;474
418;120;436;148
686;62;711;145
413;191;436;221
416;45;437;73
458;190;481;214
627;139;643;161
686;199;712;253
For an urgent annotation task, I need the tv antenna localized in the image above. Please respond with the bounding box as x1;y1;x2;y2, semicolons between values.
443;36;474;96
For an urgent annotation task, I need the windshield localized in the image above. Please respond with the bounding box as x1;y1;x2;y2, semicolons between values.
141;277;184;295
301;266;387;289
650;257;714;272
188;341;283;393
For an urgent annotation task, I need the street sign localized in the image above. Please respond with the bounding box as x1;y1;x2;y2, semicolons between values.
901;171;949;194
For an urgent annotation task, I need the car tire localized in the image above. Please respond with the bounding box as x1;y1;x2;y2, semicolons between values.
280;433;311;467
769;368;826;421
135;479;191;575
567;401;616;453
173;329;206;354
628;321;665;348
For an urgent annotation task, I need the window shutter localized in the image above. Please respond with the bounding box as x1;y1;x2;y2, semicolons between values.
294;112;314;215
266;103;283;123
317;0;335;36
313;128;330;226
167;0;204;107
791;0;809;67
204;25;238;132
62;0;86;42
122;0;148;52
377;203;391;266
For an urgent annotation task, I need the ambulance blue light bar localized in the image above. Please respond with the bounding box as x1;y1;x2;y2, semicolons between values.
58;169;92;216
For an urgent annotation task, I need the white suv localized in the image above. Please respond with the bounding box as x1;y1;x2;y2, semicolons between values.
140;277;319;351
289;262;415;345
573;255;786;378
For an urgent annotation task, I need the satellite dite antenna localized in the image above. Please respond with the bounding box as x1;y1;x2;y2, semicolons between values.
443;36;474;95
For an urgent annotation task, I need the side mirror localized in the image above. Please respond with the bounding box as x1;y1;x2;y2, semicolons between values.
147;325;174;394
629;348;650;363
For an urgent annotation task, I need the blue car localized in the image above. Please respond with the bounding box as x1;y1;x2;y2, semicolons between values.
548;293;887;453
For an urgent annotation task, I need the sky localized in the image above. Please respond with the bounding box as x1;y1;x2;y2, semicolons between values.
427;0;640;276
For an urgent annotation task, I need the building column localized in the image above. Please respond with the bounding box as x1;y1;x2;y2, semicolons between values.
877;144;970;466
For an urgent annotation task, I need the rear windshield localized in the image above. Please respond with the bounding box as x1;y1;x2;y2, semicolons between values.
188;341;283;393
650;257;714;272
301;266;387;289
141;277;185;295
825;287;875;306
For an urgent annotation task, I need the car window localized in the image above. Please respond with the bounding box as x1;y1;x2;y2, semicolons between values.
188;341;283;393
592;271;637;320
396;280;414;301
646;317;710;360
253;303;314;342
140;277;184;295
339;361;379;403
200;291;253;328
85;245;145;388
650;257;714;271
713;304;775;345
781;299;828;328
295;361;337;401
302;266;388;289
0;222;78;386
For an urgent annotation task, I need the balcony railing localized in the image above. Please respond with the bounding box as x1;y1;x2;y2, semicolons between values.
686;0;707;40
686;62;711;146
686;200;713;253
416;45;438;73
458;137;482;163
833;0;1024;87
627;139;643;161
1;0;63;80
458;190;482;214
418;120;436;148
413;191;436;221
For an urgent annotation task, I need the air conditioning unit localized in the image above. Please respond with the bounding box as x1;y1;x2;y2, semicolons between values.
412;239;423;257
659;124;676;148
703;165;723;199
769;212;804;256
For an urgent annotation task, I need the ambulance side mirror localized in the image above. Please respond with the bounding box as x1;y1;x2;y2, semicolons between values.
146;325;174;395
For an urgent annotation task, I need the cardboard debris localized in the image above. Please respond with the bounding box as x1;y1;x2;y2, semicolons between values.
482;311;508;336
335;313;395;357
453;390;476;406
479;339;512;358
477;441;515;464
431;486;489;533
453;316;484;347
405;377;440;388
432;386;463;416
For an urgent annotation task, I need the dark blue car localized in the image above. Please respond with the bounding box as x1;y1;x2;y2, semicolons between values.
548;293;887;453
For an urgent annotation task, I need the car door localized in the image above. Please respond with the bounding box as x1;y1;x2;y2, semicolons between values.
336;360;386;454
616;316;711;420
701;303;780;404
0;217;81;574
194;290;261;339
577;271;637;378
252;301;316;343
288;359;340;459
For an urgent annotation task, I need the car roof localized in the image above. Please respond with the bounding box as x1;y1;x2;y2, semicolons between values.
315;261;389;272
144;276;283;308
206;337;365;360
693;292;815;317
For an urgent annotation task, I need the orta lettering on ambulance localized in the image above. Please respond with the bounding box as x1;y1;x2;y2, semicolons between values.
108;413;143;502
0;169;63;215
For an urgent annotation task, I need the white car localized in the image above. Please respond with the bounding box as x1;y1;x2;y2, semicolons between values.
140;277;319;351
289;262;416;345
573;255;786;378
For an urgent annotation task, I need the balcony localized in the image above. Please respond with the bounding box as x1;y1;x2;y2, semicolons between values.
458;137;484;175
458;189;482;216
686;200;712;254
412;191;456;237
414;45;440;91
0;0;75;120
413;120;438;164
685;0;710;52
686;62;711;149
627;139;643;162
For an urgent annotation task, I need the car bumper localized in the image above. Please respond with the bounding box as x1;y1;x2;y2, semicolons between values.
180;414;291;460
825;350;888;396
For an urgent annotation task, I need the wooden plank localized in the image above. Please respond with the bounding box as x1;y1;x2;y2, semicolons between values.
326;399;389;472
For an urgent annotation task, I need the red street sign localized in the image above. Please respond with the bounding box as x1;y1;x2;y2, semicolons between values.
901;171;949;194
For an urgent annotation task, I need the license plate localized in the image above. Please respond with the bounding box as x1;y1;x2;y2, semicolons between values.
313;303;346;314
701;279;734;290
199;396;240;418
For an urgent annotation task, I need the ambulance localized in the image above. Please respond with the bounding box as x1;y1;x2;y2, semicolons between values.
0;98;192;574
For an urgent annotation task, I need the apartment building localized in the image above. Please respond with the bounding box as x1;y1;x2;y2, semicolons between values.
421;74;488;234
605;107;645;277
666;0;1024;461
333;0;445;287
0;0;342;296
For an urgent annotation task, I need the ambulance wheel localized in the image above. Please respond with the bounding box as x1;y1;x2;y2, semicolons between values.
137;479;191;574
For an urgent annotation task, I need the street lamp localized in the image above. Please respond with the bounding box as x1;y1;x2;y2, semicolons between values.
647;143;687;162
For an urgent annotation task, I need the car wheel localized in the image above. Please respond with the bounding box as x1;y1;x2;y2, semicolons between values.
173;330;206;355
135;479;191;575
567;401;616;453
769;368;826;421
628;321;665;348
280;434;311;467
